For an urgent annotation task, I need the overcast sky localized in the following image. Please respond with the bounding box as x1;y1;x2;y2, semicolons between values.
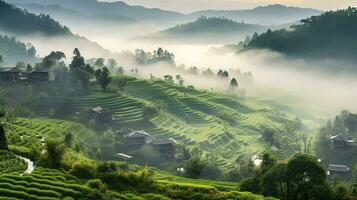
100;0;357;13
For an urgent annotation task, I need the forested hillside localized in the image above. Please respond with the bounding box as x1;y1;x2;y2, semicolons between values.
148;16;267;43
190;4;322;25
0;0;71;36
0;35;38;64
245;7;357;69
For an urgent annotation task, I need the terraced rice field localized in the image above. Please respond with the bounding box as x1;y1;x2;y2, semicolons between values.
0;151;27;174
0;167;94;200
26;76;300;166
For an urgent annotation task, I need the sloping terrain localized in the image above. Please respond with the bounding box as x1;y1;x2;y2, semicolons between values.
29;75;298;167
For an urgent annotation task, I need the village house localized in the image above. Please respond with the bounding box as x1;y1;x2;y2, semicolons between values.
327;164;351;179
330;134;355;150
0;67;21;81
88;106;113;126
115;127;177;159
123;130;152;146
152;138;177;159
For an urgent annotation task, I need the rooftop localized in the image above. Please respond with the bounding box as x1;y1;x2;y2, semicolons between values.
114;153;132;159
116;127;135;135
152;138;176;145
124;130;151;138
327;164;350;172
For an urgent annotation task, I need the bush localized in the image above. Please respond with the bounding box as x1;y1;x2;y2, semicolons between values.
97;161;118;173
70;162;96;179
86;179;107;192
240;177;261;194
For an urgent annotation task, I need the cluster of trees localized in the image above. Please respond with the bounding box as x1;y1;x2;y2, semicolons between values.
0;35;37;65
134;47;175;66
0;0;71;36
246;7;357;64
241;152;357;200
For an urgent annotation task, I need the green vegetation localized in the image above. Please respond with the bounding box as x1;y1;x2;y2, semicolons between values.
246;7;357;68
151;16;267;43
0;0;71;36
0;35;38;65
0;150;26;174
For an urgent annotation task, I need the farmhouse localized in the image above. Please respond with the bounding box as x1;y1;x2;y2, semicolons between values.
123;130;152;145
152;138;177;159
115;127;177;159
330;134;355;150
88;106;113;126
0;67;21;81
327;164;351;180
115;127;135;137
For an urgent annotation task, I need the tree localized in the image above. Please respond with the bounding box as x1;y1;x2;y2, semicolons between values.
40;51;66;70
117;79;127;92
230;78;238;89
15;61;26;70
0;123;8;150
94;58;105;68
95;67;112;91
69;48;93;90
64;133;73;147
107;58;117;70
185;156;205;179
262;154;328;200
44;139;66;168
260;152;277;174
222;71;229;78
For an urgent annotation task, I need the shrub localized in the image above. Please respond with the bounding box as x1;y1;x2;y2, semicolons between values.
86;179;107;192
70;162;96;179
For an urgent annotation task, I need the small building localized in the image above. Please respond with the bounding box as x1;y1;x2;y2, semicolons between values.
115;127;135;137
114;153;132;162
88;106;113;126
327;164;351;179
152;138;176;159
0;67;21;81
123;130;152;145
330;135;355;150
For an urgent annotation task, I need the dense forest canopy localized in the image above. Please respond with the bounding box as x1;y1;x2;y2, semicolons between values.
245;7;357;66
0;34;38;64
164;16;265;35
0;0;71;36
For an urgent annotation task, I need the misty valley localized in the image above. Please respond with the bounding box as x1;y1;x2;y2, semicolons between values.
0;0;357;200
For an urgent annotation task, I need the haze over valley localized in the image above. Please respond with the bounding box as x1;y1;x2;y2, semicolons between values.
0;0;357;200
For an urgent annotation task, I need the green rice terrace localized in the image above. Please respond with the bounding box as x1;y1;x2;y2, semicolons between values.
21;75;301;168
0;149;276;200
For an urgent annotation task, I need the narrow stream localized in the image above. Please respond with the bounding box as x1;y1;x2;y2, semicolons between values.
18;156;35;174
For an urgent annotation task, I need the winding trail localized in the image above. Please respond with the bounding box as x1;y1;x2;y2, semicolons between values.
18;156;35;174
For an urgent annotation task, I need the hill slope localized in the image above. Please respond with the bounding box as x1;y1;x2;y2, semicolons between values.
145;16;267;44
190;4;322;25
5;0;185;23
14;75;301;168
245;8;357;71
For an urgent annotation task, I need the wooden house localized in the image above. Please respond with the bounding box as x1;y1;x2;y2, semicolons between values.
330;134;355;150
152;138;176;159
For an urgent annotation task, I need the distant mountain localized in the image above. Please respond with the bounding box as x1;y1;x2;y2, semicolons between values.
13;3;134;24
145;16;268;44
245;8;357;72
189;4;323;25
0;0;71;36
4;0;185;23
0;0;111;59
